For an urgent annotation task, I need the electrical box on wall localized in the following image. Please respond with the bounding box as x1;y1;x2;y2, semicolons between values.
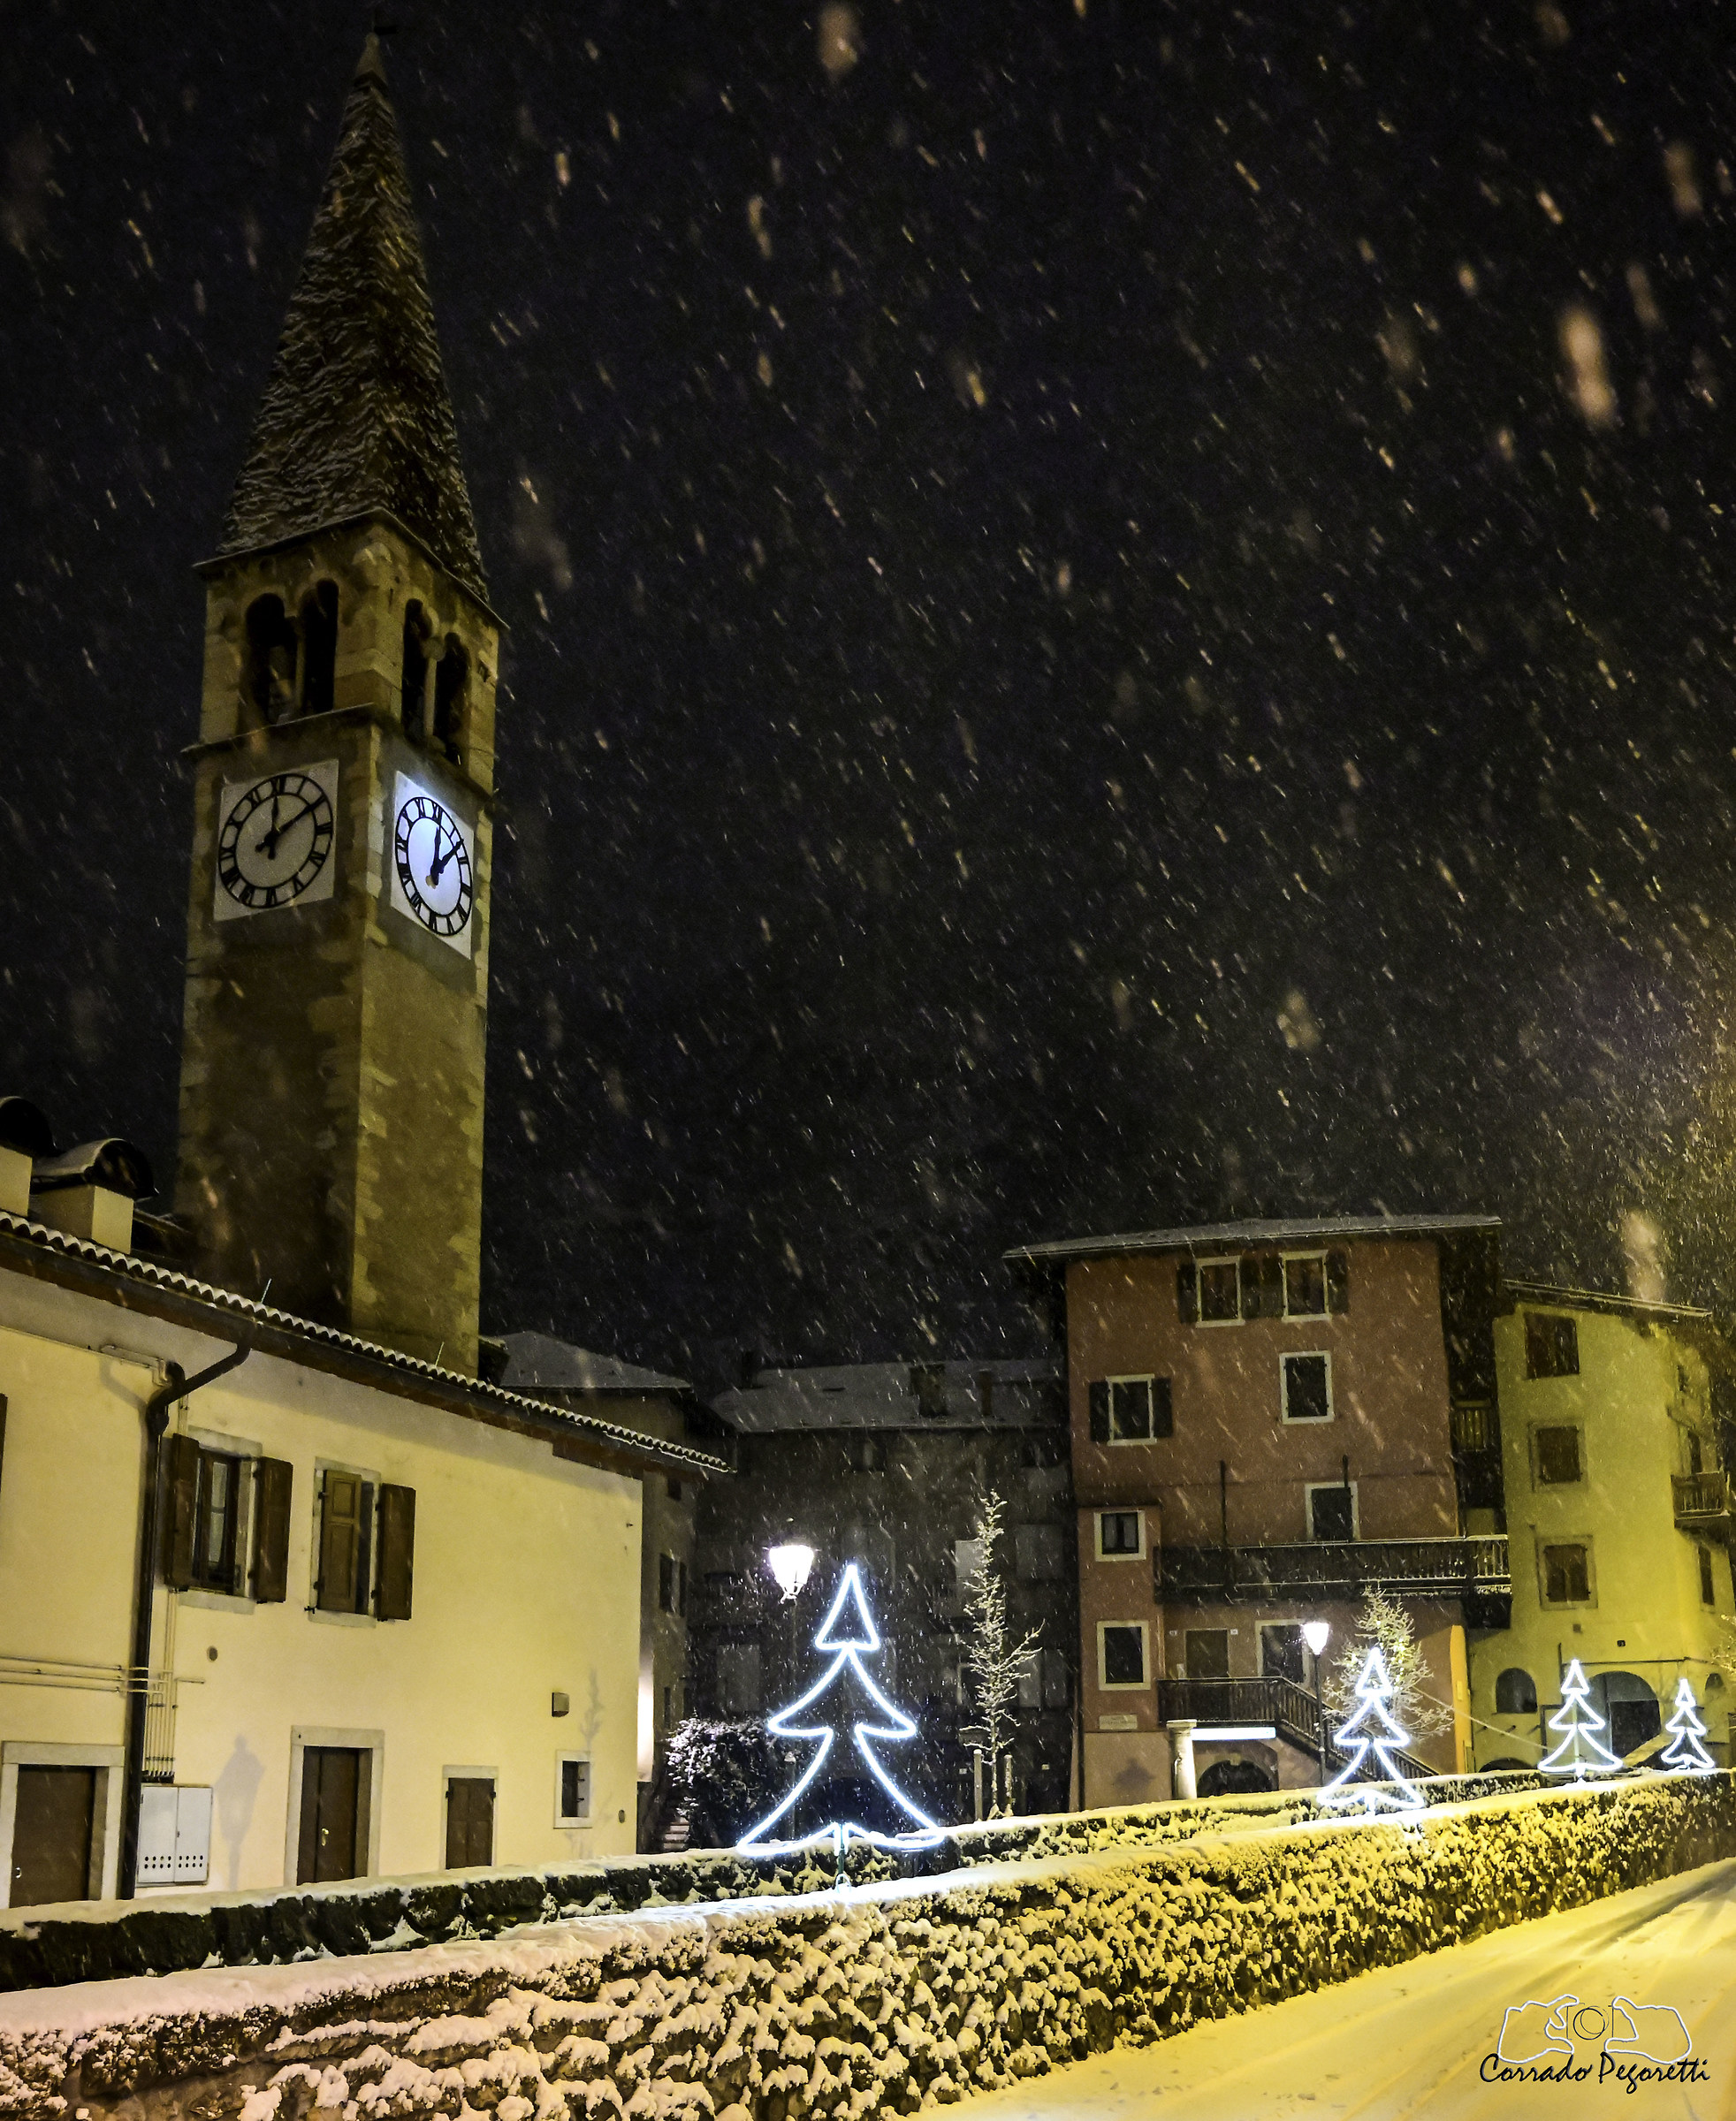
137;1785;213;1887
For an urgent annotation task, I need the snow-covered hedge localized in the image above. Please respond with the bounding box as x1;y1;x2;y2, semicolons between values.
1;1772;1728;2120
0;1768;1548;1996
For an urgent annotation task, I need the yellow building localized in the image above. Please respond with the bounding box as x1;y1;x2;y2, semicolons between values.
1470;1281;1733;1770
0;1188;714;1905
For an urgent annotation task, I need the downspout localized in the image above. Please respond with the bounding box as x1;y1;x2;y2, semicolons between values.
118;1327;253;1898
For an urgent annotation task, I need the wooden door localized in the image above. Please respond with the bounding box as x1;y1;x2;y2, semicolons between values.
296;1746;366;1883
445;1777;494;1868
10;1766;95;1907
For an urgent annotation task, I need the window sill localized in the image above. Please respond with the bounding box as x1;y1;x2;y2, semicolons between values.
305;1607;376;1629
179;1588;257;1616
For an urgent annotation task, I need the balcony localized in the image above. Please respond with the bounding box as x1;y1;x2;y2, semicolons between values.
1672;1471;1733;1533
1154;1675;1435;1783
1160;1534;1510;1607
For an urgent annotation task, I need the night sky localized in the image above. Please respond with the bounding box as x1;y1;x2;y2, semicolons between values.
6;2;1736;1385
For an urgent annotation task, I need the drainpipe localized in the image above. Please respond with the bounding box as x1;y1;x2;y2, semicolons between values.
118;1327;253;1897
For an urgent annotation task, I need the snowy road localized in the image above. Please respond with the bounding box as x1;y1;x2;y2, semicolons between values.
948;1858;1736;2118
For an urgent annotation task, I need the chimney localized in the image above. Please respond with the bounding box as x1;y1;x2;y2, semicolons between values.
0;1097;54;1218
30;1137;156;1255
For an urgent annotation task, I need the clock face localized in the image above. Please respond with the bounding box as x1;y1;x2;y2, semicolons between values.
392;784;475;948
214;764;339;919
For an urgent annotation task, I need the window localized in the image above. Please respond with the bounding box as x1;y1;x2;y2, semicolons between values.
314;1468;415;1620
191;1448;244;1593
1015;1523;1066;1579
658;1555;687;1616
1541;1541;1591;1605
300;581;339;717
1087;1375;1174;1443
1283;1253;1328;1317
1282;1351;1333;1424
1495;1668;1537;1714
556;1754;591;1827
667;1477;684;1502
1526;1312;1580;1379
1534;1425;1583;1486
1098;1509;1143;1559
433;635;468;762
1199;1258;1241;1324
1260;1623;1306;1684
164;1436;293;1604
1687;1431;1705;1476
716;1643;762;1717
1099;1622;1150;1689
1184;1628;1230;1678
845;1433;887;1472
1701;1545;1717;1608
243;593;298;725
401;600;431;740
1307;1481;1357;1540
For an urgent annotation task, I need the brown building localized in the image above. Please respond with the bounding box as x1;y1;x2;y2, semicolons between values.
1007;1213;1510;1808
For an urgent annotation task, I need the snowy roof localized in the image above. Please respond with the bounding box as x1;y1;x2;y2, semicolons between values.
0;1211;724;1477
1505;1277;1714;1326
491;1328;689;1396
214;35;489;606
712;1357;1064;1433
1005;1211;1501;1268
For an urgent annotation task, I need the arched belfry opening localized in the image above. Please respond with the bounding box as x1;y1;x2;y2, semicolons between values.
300;581;339;717
401;601;431;741
433;635;468;764
243;595;299;726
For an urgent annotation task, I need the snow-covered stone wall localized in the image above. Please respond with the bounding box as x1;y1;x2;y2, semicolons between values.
2;1773;1729;2120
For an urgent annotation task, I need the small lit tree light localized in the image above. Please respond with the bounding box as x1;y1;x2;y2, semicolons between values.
1320;1646;1425;1812
1539;1659;1622;1779
766;1542;816;1601
1660;1676;1717;1775
739;1560;942;1854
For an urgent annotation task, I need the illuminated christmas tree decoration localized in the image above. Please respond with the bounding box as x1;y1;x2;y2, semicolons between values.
1320;1646;1425;1812
738;1562;944;1854
1539;1658;1622;1779
1659;1676;1717;1774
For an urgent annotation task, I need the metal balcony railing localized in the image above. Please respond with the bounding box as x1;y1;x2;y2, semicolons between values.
1672;1471;1733;1530
1154;1674;1436;1783
1159;1534;1509;1600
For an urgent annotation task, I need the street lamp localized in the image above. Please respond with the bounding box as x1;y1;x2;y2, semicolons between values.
766;1543;815;1601
1302;1620;1331;1786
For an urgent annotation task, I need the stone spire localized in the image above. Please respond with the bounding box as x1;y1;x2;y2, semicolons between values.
217;34;488;604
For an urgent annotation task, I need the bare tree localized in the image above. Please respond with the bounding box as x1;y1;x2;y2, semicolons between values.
961;1488;1043;1814
1321;1585;1453;1741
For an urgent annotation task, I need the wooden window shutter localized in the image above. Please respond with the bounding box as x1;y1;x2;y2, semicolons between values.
316;1470;362;1612
0;1395;7;1520
1150;1377;1174;1438
376;1484;415;1621
1326;1249;1350;1314
1176;1261;1199;1324
251;1458;293;1603
1087;1380;1111;1443
164;1433;201;1589
1243;1255;1283;1319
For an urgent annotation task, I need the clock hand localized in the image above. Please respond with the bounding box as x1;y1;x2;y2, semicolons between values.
427;827;458;888
262;798;319;858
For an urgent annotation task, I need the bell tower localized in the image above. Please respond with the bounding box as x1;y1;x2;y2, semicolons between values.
176;34;499;1373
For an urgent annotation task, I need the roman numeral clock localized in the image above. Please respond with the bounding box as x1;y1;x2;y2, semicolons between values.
387;772;476;954
214;762;339;918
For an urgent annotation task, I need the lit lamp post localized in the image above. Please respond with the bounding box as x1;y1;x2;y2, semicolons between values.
1302;1620;1332;1787
766;1542;816;1719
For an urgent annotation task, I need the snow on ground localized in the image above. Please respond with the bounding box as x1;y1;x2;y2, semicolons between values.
948;1857;1736;2119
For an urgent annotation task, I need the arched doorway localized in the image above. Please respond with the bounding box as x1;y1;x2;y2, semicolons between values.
1588;1670;1659;1759
1198;1757;1274;1797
